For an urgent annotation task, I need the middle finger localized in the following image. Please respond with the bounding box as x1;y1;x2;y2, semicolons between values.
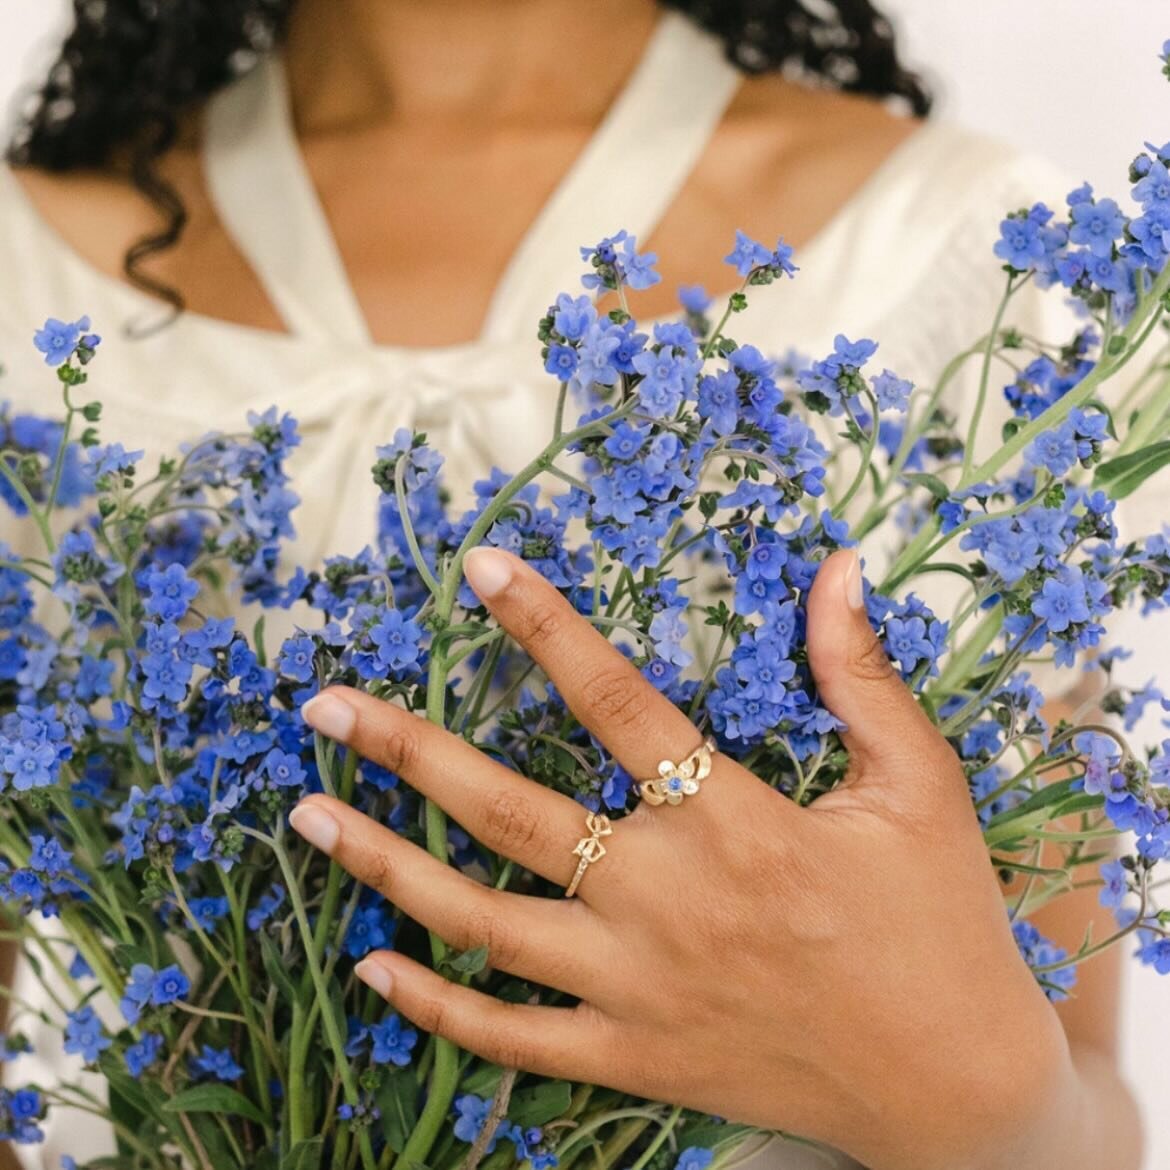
289;793;616;999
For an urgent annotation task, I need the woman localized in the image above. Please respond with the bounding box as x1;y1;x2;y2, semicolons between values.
0;1;1144;1166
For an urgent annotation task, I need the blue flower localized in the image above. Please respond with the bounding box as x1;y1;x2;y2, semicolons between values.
0;1085;45;1144
452;1094;512;1152
186;895;231;932
120;964;156;1025
1032;568;1090;633
124;1033;163;1078
675;1148;715;1170
871;369;913;413
1098;860;1129;909
678;284;713;315
368;609;425;674
277;635;317;683
1075;733;1128;802
552;293;594;342
993;209;1048;271
1;737;61;792
262;748;307;790
368;1015;419;1067
725;229;773;276
28;835;72;877
143;563;199;623
192;1045;244;1082
1069;197;1126;258
151;964;191;1007
723;231;796;280
63;1006;111;1064
832;334;878;376
246;883;286;931
32;316;88;366
883;616;934;674
1133;161;1170;208
1012;920;1077;1002
85;442;143;480
580;231;660;291
545;344;579;381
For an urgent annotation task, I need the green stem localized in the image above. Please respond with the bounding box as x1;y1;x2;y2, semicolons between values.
261;824;378;1170
627;1106;683;1170
962;274;1017;477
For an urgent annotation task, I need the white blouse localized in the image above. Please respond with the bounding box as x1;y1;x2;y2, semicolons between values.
0;11;1104;1169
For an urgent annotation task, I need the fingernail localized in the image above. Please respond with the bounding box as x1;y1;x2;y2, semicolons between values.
355;956;394;997
843;550;864;611
463;546;513;599
302;692;356;740
289;803;340;853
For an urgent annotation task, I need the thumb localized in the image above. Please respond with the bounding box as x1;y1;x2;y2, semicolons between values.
805;549;943;774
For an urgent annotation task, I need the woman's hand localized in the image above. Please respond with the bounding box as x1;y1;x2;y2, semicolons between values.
290;548;1079;1170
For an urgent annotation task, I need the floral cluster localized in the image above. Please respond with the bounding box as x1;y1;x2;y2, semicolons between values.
0;52;1169;1170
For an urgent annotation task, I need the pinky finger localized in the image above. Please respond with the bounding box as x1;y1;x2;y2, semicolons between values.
355;950;614;1083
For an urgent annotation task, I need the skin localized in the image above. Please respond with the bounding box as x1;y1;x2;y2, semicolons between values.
4;0;1141;1164
14;0;921;346
288;548;1142;1170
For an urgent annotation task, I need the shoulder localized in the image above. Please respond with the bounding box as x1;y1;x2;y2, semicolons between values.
0;153;282;332
709;76;1079;280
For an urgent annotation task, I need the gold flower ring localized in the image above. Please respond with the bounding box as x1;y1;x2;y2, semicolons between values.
637;736;717;807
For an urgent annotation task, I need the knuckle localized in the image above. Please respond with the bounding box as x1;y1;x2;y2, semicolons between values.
461;903;522;971
376;724;421;775
851;635;897;685
489;1032;536;1072
357;846;397;896
515;600;564;650
415;994;450;1038
482;788;543;855
580;667;650;731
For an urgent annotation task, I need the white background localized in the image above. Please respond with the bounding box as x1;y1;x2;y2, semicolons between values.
2;2;1169;1167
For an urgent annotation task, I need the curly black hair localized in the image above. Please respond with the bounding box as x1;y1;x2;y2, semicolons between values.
7;0;931;314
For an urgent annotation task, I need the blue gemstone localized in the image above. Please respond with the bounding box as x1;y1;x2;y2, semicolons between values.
668;778;682;791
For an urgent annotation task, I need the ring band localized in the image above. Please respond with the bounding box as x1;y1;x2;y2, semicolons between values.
638;736;717;806
564;811;612;898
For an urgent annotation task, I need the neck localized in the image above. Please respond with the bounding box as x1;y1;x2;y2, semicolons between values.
285;0;661;135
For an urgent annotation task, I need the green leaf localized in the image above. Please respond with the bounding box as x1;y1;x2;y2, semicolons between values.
112;942;155;971
906;472;951;501
260;931;299;1006
440;945;490;978
99;1054;152;1157
375;1066;420;1154
459;1063;503;1097
989;858;1068;877
508;1081;573;1128
281;1139;324;1170
1093;440;1170;499
162;1083;268;1126
253;615;268;666
679;1121;757;1151
984;777;1079;826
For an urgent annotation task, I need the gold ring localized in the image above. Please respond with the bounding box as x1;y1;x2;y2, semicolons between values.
564;811;612;898
638;736;717;806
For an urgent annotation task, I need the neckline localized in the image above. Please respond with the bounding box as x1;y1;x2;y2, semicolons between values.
202;10;744;347
0;95;950;362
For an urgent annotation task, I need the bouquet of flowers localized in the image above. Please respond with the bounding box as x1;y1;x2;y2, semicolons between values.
2;42;1170;1170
